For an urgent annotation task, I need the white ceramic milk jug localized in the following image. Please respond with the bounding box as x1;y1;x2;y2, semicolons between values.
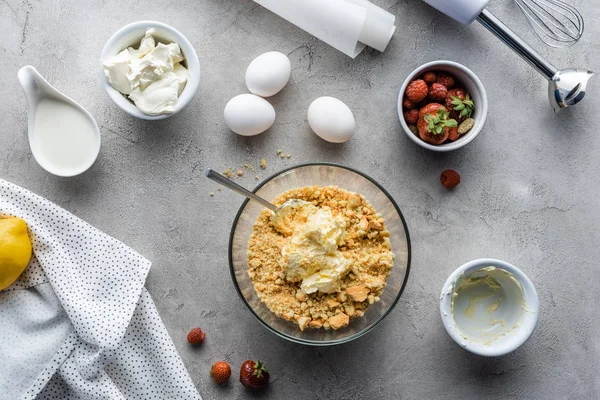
18;66;101;177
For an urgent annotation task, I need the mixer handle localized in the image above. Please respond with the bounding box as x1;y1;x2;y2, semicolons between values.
476;9;558;79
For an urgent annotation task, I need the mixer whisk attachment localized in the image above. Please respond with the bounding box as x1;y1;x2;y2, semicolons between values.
513;0;584;48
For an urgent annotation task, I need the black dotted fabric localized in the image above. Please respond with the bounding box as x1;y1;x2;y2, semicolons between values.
0;179;201;399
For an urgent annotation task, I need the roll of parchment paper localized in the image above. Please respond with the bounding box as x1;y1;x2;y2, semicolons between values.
252;0;396;58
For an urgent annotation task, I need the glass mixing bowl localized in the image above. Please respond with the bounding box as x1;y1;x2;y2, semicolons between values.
229;163;411;345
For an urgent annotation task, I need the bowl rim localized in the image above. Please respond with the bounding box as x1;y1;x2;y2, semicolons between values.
397;60;488;152
228;162;412;346
439;258;539;357
99;20;201;120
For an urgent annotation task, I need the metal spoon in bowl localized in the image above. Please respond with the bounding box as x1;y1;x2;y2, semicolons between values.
206;169;310;237
205;169;279;211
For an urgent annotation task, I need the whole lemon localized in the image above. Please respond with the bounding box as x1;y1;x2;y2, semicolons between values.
0;216;32;290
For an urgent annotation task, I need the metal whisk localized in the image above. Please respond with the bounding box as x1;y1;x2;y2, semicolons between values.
513;0;584;48
422;0;594;111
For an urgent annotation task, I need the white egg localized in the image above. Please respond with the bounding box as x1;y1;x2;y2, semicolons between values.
307;97;355;143
245;51;291;97
224;94;276;136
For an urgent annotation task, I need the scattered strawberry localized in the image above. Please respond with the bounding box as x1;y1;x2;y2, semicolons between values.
405;79;428;103
423;71;436;84
417;104;457;145
435;73;455;89
428;83;448;102
403;97;416;109
187;327;205;344
210;361;231;384
239;360;270;389
403;109;419;125
440;170;461;189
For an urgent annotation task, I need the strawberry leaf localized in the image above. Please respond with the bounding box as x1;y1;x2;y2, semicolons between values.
425;106;456;135
451;94;475;118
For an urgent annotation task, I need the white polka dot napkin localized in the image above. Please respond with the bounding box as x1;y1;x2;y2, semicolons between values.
0;179;201;400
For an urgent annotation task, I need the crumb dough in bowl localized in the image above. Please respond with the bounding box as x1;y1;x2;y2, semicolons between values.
229;163;411;345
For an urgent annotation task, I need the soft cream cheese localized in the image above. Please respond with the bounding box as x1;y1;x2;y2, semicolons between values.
103;29;189;115
274;201;351;294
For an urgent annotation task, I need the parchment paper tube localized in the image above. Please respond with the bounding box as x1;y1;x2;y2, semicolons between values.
252;0;396;58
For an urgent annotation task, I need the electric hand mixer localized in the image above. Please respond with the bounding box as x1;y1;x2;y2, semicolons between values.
422;0;594;112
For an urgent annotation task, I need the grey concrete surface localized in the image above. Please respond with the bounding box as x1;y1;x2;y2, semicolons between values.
1;0;599;398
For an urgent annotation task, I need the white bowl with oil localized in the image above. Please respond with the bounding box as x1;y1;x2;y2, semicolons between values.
440;258;539;357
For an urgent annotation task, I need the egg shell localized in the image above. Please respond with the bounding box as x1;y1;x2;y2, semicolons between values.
224;94;276;136
245;51;291;97
307;97;355;143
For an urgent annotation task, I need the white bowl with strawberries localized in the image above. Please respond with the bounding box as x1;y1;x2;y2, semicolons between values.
397;60;488;152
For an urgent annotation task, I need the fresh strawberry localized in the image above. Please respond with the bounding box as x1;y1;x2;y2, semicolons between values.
187;327;205;344
445;89;471;122
405;79;428;103
417;104;457;145
402;97;416;109
435;73;455;89
428;83;448;102
423;71;436;84
441;170;461;189
445;88;467;109
418;103;445;119
239;360;270;389
403;109;419;125
210;361;231;384
418;121;449;145
446;126;460;141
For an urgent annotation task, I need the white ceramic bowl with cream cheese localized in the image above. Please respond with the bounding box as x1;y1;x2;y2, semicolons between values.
100;21;200;120
398;60;488;152
440;258;539;357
